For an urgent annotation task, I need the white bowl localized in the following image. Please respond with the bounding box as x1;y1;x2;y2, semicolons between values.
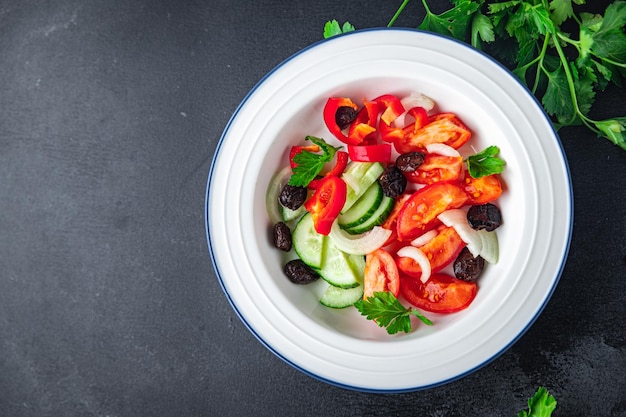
205;29;572;392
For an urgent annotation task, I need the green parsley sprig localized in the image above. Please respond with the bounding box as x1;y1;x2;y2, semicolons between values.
518;386;557;417
325;1;626;150
323;19;355;38
354;291;433;335
466;145;506;178
288;136;341;187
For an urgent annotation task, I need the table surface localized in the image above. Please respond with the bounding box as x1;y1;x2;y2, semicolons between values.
2;1;625;416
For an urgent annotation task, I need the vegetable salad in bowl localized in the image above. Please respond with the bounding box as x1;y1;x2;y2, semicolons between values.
267;92;506;335
207;29;572;391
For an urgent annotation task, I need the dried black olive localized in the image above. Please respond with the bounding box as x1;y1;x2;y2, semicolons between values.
378;165;407;198
467;203;502;231
396;152;425;173
335;106;358;130
273;222;292;252
284;259;320;285
279;184;307;210
453;247;485;282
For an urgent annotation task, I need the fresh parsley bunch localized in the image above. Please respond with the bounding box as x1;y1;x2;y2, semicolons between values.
326;0;626;150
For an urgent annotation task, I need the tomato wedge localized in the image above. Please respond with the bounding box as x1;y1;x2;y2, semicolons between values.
396;226;466;279
396;182;468;241
462;171;503;205
303;176;346;235
363;248;400;298
400;273;477;313
380;193;412;246
406;154;463;184
395;113;471;153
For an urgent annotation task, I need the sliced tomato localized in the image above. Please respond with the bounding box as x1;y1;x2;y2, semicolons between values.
395;113;471;154
363;248;400;298
303;176;347;235
380;193;412;246
400;273;477;313
462;171;503;205
396;225;466;279
396;182;468;242
406;154;463;184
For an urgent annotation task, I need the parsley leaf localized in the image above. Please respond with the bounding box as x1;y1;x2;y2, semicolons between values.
354;291;433;335
288;136;341;187
466;145;506;178
323;20;355;39
518;387;557;417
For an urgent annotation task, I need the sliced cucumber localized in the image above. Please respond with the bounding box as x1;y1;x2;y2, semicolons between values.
319;283;364;309
341;162;385;213
338;181;383;229
281;204;307;223
292;213;324;269
317;238;364;289
344;195;395;235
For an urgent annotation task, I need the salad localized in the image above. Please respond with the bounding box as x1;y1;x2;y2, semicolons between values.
266;91;505;335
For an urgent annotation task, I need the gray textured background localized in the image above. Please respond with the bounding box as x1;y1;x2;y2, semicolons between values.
1;0;625;415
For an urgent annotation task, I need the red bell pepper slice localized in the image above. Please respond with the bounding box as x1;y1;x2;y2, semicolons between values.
323;97;359;145
347;144;392;163
308;151;349;189
304;175;347;235
289;144;320;169
347;100;378;144
374;94;405;125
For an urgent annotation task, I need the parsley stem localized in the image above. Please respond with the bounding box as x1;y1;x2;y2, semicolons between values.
551;30;584;126
388;0;411;27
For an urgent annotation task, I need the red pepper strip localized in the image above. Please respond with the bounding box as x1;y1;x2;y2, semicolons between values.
347;100;378;144
378;119;405;143
304;175;347;235
289;144;320;169
406;106;429;133
323;97;359;145
374;94;405;125
308;151;349;189
347;144;392;163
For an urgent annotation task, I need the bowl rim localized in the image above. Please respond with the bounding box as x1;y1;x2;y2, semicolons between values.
204;27;573;392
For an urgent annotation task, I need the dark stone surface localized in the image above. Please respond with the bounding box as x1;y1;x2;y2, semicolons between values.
1;1;625;415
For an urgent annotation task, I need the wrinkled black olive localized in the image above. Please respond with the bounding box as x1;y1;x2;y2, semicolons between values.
378;165;407;198
467;203;502;231
453;247;485;282
273;222;292;252
335;106;358;130
396;152;425;173
284;259;320;285
279;184;307;210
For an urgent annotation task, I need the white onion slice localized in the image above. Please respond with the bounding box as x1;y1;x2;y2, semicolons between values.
393;92;436;127
477;229;499;264
425;143;461;157
328;221;392;255
437;209;482;257
396;246;432;283
410;229;438;247
266;165;292;225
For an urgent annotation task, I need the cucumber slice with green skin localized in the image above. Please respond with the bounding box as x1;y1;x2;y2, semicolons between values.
281;204;307;223
338;181;383;229
319;283;364;308
292;213;324;269
344;195;395;235
317;238;364;288
341;162;385;213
